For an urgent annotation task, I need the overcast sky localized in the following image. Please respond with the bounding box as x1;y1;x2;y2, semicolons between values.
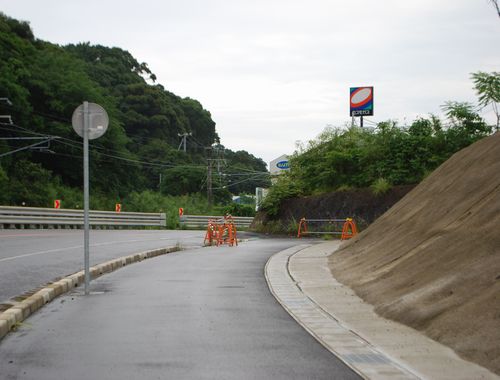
1;0;499;166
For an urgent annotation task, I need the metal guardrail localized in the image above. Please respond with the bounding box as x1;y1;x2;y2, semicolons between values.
179;215;254;229
0;206;166;229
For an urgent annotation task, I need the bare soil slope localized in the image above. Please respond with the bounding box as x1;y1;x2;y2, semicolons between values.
329;132;500;374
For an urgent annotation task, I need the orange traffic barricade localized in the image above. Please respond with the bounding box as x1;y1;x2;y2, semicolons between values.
340;218;358;240
204;214;238;247
297;217;358;240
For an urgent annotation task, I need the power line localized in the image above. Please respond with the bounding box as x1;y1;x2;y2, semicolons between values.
223;172;270;177
53;139;207;169
28;109;194;147
0;122;209;169
211;173;266;190
0;122;53;137
1;121;270;190
0;137;58;158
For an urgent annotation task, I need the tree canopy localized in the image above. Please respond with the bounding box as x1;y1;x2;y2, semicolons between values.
0;13;269;209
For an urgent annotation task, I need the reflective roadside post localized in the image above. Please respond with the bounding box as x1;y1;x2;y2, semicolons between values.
72;102;109;295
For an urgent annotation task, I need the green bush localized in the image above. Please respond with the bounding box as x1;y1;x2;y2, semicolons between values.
0;165;9;204
123;191;219;229
260;174;301;217
54;184;83;209
7;160;57;207
222;203;255;217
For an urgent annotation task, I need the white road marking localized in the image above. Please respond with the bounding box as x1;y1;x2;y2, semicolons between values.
0;245;83;263
0;236;195;263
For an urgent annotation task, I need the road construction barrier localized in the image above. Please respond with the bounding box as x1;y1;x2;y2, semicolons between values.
0;206;166;229
297;217;358;240
204;215;238;247
180;214;253;229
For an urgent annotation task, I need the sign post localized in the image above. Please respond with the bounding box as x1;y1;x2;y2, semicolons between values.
72;102;108;295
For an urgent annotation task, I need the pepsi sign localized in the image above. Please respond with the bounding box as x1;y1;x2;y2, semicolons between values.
350;87;374;116
276;160;289;170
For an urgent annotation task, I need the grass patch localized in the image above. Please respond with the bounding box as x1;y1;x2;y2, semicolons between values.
371;178;392;195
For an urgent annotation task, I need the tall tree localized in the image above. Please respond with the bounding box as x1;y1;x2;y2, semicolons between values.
471;71;500;131
489;0;500;18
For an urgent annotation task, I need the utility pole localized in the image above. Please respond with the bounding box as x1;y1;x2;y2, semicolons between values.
205;144;226;208
177;132;192;153
211;144;226;176
206;147;213;208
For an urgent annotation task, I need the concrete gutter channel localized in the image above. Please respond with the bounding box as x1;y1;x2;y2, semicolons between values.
265;241;499;380
0;245;180;341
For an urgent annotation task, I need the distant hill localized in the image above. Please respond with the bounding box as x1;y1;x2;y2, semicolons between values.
0;13;269;208
330;132;500;374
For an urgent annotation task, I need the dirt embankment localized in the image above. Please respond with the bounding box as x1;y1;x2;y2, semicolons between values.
329;132;500;374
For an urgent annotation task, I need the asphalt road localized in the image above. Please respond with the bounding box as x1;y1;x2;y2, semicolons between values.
0;229;207;303
0;239;360;380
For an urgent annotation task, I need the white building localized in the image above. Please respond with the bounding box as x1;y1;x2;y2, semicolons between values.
269;154;290;179
255;187;269;211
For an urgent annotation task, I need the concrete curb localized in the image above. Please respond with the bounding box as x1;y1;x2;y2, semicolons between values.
264;245;373;380
0;245;180;342
266;242;499;380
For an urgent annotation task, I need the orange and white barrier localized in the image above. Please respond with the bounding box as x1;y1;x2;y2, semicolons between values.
297;217;358;240
204;214;238;247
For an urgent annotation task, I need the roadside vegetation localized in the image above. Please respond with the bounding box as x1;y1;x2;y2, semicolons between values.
261;73;498;218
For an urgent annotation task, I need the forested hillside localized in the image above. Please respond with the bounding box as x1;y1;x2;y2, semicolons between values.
0;13;269;213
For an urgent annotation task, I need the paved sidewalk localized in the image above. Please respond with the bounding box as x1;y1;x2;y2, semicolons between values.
265;241;499;380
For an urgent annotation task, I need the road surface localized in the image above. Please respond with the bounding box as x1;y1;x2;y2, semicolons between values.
0;229;206;303
0;238;360;380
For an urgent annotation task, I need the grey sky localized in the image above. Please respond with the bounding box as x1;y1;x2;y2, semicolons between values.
1;0;499;165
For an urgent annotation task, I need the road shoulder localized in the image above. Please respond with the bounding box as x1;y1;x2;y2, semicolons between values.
265;241;499;380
